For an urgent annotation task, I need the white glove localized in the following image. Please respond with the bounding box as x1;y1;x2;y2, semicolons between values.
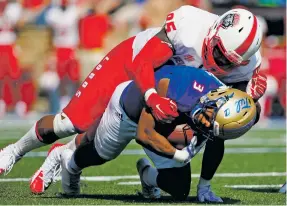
197;184;223;203
173;136;197;163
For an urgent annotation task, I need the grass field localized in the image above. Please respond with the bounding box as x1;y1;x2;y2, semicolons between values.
0;126;286;205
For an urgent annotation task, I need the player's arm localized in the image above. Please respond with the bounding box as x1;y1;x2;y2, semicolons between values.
246;66;267;101
127;27;174;95
135;78;189;162
126;15;178;123
136;108;176;158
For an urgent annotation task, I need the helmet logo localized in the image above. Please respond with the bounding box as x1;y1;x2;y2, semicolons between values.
224;108;230;117
221;13;240;29
225;92;234;100
235;98;251;113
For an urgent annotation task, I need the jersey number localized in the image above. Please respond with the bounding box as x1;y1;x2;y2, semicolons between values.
166;13;176;32
193;81;204;92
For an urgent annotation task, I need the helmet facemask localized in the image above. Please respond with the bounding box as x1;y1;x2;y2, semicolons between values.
187;94;229;140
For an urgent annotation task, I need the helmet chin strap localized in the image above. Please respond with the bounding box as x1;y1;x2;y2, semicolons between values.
213;121;220;136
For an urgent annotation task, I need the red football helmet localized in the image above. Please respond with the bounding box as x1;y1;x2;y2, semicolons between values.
202;9;263;76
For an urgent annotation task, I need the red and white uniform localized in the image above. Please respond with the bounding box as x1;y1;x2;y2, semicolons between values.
63;6;261;132
134;6;261;84
45;5;80;81
0;2;22;80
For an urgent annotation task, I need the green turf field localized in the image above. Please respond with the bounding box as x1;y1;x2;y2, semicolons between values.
0;127;286;205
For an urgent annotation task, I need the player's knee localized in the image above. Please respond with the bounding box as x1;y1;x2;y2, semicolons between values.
36;113;76;144
172;177;191;200
53;113;76;138
157;164;191;200
169;172;190;200
74;139;107;168
36;115;58;144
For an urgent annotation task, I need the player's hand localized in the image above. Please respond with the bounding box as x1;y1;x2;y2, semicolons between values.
193;108;215;128
183;136;198;163
173;136;198;163
246;69;267;101
197;184;223;203
146;93;179;123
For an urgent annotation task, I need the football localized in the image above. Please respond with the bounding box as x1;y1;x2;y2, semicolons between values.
167;124;194;149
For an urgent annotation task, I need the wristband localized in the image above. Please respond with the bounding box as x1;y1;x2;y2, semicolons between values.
144;88;157;102
173;149;189;162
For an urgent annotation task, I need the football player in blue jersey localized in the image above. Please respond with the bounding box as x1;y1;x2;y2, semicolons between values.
51;65;257;200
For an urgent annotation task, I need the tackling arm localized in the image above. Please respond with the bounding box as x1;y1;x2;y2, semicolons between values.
126;27;178;122
127;27;174;95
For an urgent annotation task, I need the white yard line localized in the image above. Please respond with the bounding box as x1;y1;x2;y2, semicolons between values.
21;147;285;158
1;172;285;183
224;184;282;189
128;137;286;146
118;181;141;185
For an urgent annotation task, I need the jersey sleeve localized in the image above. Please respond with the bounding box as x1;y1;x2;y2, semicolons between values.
164;6;184;43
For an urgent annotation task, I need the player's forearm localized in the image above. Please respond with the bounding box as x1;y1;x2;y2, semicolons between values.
136;127;176;158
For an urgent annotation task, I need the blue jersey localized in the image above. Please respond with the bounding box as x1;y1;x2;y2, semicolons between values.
120;65;224;123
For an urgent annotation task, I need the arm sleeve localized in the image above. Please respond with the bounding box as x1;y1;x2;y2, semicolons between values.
127;31;174;94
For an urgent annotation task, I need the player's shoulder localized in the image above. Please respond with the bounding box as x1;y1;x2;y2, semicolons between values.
167;6;218;48
178;5;215;15
158;65;224;88
173;5;218;23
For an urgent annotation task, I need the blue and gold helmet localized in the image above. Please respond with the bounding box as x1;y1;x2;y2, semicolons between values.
190;86;257;140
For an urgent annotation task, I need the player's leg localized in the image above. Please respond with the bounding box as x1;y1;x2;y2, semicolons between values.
30;134;80;194
61;81;137;195
138;148;191;200
197;137;224;203
30;114;102;194
157;164;191;200
0;112;77;175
